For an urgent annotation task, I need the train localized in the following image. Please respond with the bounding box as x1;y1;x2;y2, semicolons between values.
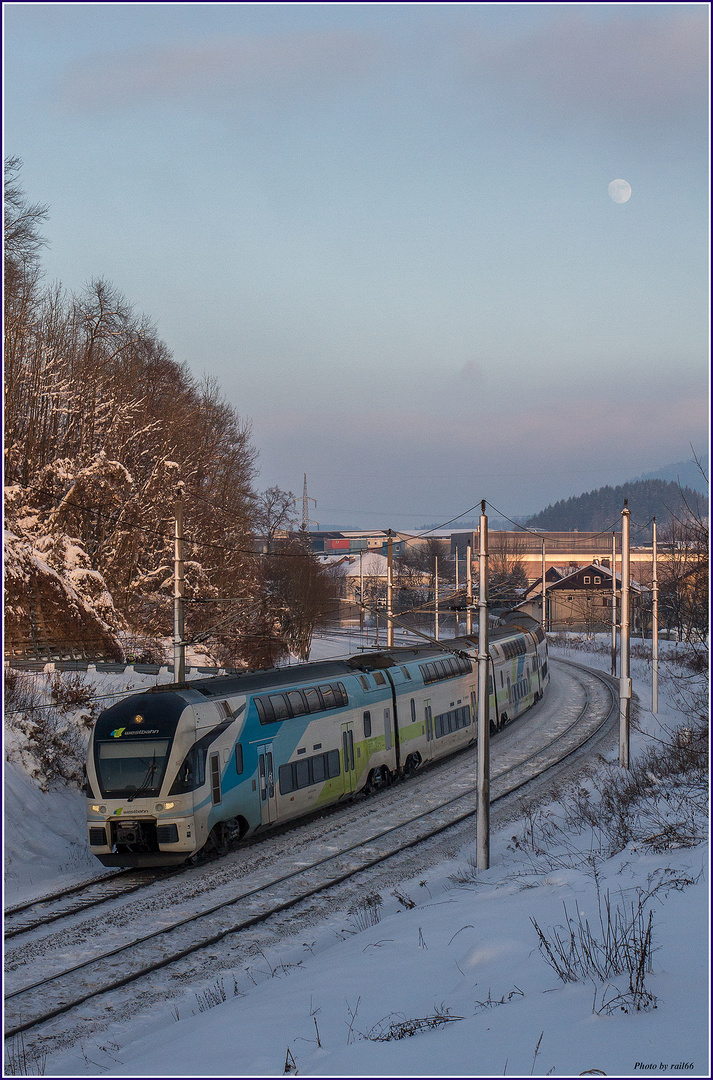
85;613;549;867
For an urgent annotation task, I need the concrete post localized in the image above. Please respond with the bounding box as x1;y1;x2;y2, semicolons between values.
477;502;490;870
619;503;631;769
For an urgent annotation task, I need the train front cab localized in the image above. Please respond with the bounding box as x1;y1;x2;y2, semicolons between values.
86;691;212;867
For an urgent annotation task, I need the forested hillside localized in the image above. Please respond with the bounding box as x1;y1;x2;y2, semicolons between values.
526;479;706;538
4;159;331;666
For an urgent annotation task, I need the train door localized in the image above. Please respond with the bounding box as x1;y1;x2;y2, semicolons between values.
423;700;433;761
257;742;278;825
341;722;357;794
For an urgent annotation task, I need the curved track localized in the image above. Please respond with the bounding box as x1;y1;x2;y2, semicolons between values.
4;658;618;1041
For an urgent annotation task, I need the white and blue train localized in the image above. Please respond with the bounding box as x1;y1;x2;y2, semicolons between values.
85;613;548;867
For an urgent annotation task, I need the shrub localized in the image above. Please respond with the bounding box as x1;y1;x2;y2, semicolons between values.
347;893;383;932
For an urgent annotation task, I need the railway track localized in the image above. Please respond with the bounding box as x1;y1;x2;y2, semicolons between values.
3;869;182;940
4;658;618;1041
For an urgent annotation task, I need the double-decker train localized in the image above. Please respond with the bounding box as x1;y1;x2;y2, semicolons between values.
85;613;548;867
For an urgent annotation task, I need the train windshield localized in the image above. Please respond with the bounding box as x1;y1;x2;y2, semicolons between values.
95;739;171;799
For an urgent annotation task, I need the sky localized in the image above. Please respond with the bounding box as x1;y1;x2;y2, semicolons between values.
3;3;710;529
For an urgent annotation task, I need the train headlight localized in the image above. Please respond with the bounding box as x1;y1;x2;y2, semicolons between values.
91;805;106;814
154;802;175;812
155;803;164;812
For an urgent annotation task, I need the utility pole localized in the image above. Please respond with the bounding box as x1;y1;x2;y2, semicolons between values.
301;474;318;532
619;502;631;769
386;530;394;648
434;556;439;641
454;549;459;637
541;539;547;632
652;517;659;713
611;531;617;677
173;482;186;683
477;501;490;870
466;541;473;636
359;549;364;636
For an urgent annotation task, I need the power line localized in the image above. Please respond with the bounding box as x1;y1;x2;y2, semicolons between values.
484;501;623;546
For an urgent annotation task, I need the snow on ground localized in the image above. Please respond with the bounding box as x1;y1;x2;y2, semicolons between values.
95;841;708;1079
3;634;710;1077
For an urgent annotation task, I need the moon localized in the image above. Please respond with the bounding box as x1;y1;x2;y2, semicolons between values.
608;179;632;204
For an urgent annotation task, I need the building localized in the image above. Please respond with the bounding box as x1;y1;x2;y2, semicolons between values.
516;562;645;633
451;530;655;586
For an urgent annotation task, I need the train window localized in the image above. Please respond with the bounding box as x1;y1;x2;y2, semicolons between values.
168;745;206;795
312;755;326;783
363;711;372;738
210;753;221;805
359;675;370;690
235;743;244;775
288;691;308;716
373;672;387;686
320;685;336;709
402;667;411;680
384;709;392;751
295;759;310;789
336;682;348;706
266;753;275;798
304;688;321;712
269;694;290;720
410;699;416;724
255;697;272;724
500;671;504;688
327;749;340;778
279;763;295;794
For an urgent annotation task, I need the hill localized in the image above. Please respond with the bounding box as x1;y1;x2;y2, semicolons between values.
525;479;706;539
629;453;709;494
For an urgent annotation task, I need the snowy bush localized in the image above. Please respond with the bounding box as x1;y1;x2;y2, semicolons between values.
4;670;97;790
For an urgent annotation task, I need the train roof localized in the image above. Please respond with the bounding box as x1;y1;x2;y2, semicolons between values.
142;616;542;702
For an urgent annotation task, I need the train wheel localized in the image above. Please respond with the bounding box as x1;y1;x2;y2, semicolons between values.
365;765;391;793
403;753;422;777
205;823;230;858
